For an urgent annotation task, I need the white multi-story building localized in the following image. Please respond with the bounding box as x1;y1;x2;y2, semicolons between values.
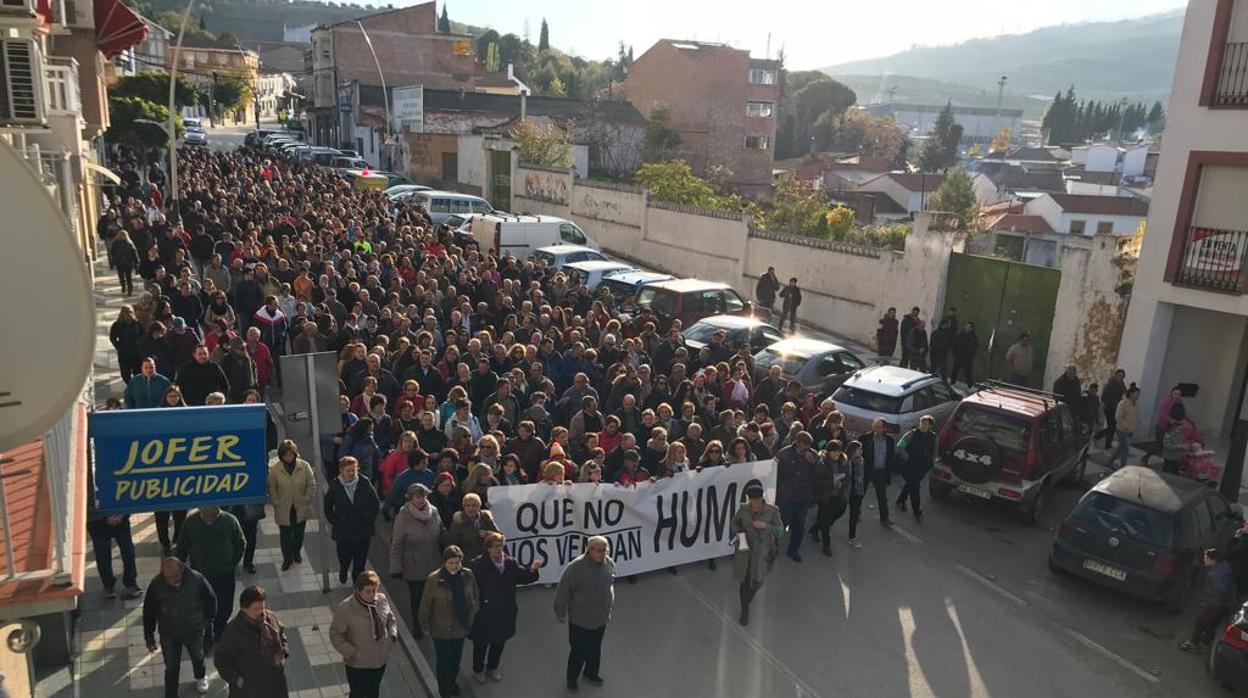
1117;0;1248;493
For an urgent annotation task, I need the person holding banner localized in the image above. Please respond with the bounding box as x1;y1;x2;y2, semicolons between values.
467;532;541;684
733;485;785;626
775;431;817;563
554;536;615;691
325;457;381;586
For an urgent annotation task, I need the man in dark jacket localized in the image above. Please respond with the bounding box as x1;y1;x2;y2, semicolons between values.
176;506;245;644
899;307;920;369
324;456;380;585
143;557;217;697
175;344;231;406
858;419;895;527
233;266;266;332
895;415;938;524
778;277;802;334
1180;548;1237;652
775;431;816;562
949;322;979;387
1100;368;1128;450
1053;365;1082;406
219;338;258;403
755;267;781;315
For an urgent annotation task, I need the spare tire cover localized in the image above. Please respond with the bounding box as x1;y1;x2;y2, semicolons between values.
948;435;1004;485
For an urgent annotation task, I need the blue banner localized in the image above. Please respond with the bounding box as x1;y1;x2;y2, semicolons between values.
89;405;269;514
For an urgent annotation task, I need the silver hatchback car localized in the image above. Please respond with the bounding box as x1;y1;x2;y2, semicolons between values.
831;365;962;438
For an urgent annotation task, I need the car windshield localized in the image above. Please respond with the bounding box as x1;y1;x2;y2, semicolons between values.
532;251;555;266
950;407;1031;452
636;288;674;316
832;386;904;415
599;279;633;297
683;323;724;344
1070;492;1175;548
754;348;809;377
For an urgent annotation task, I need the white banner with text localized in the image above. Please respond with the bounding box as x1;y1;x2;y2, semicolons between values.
490;461;777;584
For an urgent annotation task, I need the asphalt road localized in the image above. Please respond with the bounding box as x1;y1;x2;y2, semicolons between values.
201;131;1224;697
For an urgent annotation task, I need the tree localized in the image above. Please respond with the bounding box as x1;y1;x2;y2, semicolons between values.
437;4;450;33
111;71;200;108
927;168;979;230
643;106;681;163
538;18;549;52
547;75;566;97
824;206;856;240
1042;87;1078;145
510;119;572;168
105;96;181;159
475;29;499;61
774;71;857;159
990;127;1012;154
634;160;731;209
495;33;532;71
485;42;501;72
1145;100;1166;134
828;109;906;162
212;73;252;114
761;177;830;238
929;101;962;169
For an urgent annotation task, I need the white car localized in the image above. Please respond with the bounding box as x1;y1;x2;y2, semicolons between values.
563;260;636;291
831;365;962;437
385;184;434;199
530;244;608;271
183;129;207;146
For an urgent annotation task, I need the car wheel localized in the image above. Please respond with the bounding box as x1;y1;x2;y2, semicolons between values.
1061;446;1090;489
1018;483;1047;526
930;479;953;501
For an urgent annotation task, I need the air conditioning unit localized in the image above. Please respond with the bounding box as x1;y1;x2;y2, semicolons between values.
0;38;48;128
0;0;36;16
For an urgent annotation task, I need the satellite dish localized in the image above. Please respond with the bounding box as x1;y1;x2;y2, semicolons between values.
0;141;94;452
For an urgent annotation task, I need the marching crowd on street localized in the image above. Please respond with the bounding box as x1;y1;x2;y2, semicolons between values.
91;141;1234;698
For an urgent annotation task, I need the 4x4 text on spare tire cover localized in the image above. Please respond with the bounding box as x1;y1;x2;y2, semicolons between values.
948;435;1003;485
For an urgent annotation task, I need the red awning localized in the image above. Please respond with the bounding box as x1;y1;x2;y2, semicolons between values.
95;0;148;59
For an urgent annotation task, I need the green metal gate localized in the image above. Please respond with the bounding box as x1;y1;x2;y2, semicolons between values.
490;149;512;211
943;252;1061;387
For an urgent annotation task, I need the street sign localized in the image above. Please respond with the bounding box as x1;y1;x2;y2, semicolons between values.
392;84;424;133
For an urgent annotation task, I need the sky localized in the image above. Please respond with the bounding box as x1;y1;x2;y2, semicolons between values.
403;0;1188;69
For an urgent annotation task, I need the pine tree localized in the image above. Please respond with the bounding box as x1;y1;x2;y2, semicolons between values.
1146;100;1165;134
538;18;549;52
438;5;450;33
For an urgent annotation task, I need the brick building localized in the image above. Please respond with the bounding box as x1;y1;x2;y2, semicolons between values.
622;39;781;196
309;0;479;147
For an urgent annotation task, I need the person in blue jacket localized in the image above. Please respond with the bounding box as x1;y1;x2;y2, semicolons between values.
124;357;172;409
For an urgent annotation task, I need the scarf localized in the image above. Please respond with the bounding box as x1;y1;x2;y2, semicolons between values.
442;568;471;631
354;591;385;641
246;610;284;664
406;500;435;526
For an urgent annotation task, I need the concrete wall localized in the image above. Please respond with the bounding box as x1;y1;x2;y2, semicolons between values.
402;132;458;182
1085;145;1120;173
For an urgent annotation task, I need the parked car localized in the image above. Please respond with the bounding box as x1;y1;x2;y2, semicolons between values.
1211;599;1248;691
636;279;754;330
563;260;636;291
183;117;203;130
1049;466;1239;612
752;337;866;400
405;190;496;224
442;214;481;245
598;270;675;304
530;244;608;271
930;382;1092;524
331;156;370;169
299;147;342;165
683;315;784;355
183;129;207;146
385;184;433;198
472;214;597;258
375;172;412;188
245;129;278;147
832;365;961;437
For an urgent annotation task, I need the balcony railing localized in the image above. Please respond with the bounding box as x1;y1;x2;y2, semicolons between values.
44;56;80;116
1215;42;1248;107
1176;225;1248;292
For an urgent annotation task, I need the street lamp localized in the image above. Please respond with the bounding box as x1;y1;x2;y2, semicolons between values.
165;0;199;218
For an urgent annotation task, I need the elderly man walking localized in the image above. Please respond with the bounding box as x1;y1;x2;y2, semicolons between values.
554;536;615;691
143;557;217;697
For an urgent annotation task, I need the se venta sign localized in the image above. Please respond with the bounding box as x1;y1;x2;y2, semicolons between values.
89;405;269;514
489;461;777;584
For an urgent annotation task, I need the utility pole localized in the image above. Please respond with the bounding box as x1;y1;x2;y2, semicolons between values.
356;21;389;169
992;75;1007;148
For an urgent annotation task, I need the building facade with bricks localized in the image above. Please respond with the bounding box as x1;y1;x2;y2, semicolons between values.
622;39;780;197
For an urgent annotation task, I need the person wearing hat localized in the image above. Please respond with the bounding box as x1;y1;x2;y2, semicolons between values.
611;449;650;487
386;448;437;517
168;315;201;368
732;485;784;626
389;482;443;638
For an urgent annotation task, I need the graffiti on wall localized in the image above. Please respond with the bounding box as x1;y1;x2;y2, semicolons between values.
523;171;569;205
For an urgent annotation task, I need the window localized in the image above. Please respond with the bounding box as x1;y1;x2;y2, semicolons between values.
722;290;745;312
696;289;723;313
817;358;843;377
910;387;937;411
744;135;771;150
1069;219;1087;235
559;223;586;245
746;101;775;118
637;288;675;316
470;199;493;214
1096;221;1114;234
932;381;958;403
835;352;866;373
430;198;452;213
449;199;472;214
748;68;777;85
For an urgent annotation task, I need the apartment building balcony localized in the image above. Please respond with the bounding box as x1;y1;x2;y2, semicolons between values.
1213;42;1248;106
1175;225;1248;292
44;55;80;116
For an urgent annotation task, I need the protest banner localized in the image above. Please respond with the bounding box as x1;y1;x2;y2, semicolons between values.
490;461;776;584
89;405;269;514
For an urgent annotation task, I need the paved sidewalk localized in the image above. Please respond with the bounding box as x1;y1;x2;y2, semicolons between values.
35;258;430;698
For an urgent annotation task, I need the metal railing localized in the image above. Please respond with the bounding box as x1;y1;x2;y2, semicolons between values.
1215;42;1248;107
43;56;80;115
1176;225;1248;292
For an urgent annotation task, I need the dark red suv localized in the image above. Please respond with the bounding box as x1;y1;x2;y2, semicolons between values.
930;382;1092;525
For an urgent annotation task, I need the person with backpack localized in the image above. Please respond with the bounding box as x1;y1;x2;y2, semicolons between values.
895;415;937;524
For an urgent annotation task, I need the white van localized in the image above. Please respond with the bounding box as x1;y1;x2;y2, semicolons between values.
470;214;599;259
407;191;497;224
563;260;636;291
